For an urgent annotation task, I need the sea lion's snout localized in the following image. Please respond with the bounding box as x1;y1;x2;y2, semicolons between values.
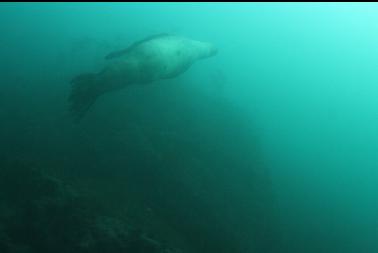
209;45;218;57
197;42;218;59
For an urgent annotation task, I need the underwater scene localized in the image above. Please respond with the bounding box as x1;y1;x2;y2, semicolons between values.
0;2;377;253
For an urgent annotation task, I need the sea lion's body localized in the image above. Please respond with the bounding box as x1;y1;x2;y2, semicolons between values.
69;34;217;120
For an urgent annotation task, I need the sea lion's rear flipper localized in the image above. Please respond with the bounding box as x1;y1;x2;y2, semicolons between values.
68;73;100;122
105;33;171;60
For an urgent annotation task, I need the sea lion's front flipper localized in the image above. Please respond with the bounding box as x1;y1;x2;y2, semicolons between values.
105;48;130;60
105;33;171;60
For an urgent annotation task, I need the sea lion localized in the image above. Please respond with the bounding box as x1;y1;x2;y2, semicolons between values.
69;34;218;121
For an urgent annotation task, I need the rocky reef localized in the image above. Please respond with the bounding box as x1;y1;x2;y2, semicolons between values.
0;164;179;253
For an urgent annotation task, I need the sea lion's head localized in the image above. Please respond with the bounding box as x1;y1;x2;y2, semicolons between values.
191;40;218;60
199;42;218;59
207;43;218;57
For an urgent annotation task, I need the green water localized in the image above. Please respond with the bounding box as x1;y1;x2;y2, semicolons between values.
0;3;377;253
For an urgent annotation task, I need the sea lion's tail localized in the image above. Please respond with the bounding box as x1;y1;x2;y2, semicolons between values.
68;73;101;122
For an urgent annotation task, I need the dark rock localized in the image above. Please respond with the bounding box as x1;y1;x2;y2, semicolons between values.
0;165;177;253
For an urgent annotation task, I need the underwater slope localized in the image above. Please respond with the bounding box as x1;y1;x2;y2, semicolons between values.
0;83;279;253
66;83;279;253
